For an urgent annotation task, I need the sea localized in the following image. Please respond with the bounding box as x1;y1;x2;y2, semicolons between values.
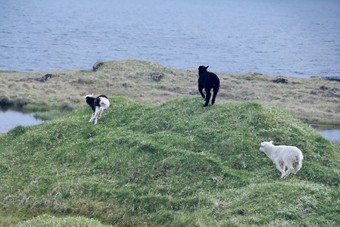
1;0;340;77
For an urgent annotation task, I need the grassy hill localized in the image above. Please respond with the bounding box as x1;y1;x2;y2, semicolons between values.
1;60;340;124
0;97;339;226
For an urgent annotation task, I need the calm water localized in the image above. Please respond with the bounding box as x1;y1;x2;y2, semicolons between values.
317;130;340;142
0;109;42;133
0;0;340;77
313;125;340;142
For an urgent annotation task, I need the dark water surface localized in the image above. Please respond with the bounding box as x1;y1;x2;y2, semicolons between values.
1;0;340;77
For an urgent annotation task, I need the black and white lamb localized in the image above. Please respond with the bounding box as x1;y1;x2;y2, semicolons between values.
198;66;220;107
84;94;110;124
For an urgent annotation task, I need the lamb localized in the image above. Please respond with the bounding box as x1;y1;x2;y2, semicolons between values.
198;66;220;107
84;94;110;124
259;141;303;179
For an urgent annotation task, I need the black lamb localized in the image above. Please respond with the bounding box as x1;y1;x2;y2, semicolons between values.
198;66;220;107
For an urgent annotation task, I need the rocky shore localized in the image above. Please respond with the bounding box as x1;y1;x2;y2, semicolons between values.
322;76;340;82
1;60;339;124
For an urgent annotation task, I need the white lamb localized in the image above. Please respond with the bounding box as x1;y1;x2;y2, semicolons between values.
259;141;303;179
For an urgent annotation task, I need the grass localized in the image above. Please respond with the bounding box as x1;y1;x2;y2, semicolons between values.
16;214;112;227
0;97;339;226
1;60;340;124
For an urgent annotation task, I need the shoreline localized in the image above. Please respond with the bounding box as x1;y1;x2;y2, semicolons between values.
1;60;340;125
2;68;340;80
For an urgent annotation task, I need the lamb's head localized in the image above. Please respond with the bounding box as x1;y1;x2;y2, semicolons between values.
83;94;94;99
198;65;209;74
260;141;274;152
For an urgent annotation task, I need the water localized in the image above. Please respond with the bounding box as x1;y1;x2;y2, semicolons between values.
0;0;339;77
318;130;340;142
313;125;340;142
0;109;43;133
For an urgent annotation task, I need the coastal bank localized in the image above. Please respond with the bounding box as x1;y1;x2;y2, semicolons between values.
1;60;339;125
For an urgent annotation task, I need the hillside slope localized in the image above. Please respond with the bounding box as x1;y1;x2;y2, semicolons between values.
1;60;340;123
0;97;339;226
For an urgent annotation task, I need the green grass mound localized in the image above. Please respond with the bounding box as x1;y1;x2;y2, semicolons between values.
17;214;111;227
1;97;339;226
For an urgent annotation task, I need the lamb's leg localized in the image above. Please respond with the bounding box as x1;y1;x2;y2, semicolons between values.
211;87;219;105
94;112;99;124
199;86;205;99
281;163;294;179
281;162;285;172
293;160;302;174
98;108;103;119
89;112;95;122
204;89;211;107
275;163;285;176
93;107;100;124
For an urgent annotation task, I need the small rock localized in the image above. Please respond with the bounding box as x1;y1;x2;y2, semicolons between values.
323;76;340;82
328;88;337;96
272;78;288;83
150;73;164;81
39;74;58;82
249;72;263;76
93;61;104;71
0;95;11;106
